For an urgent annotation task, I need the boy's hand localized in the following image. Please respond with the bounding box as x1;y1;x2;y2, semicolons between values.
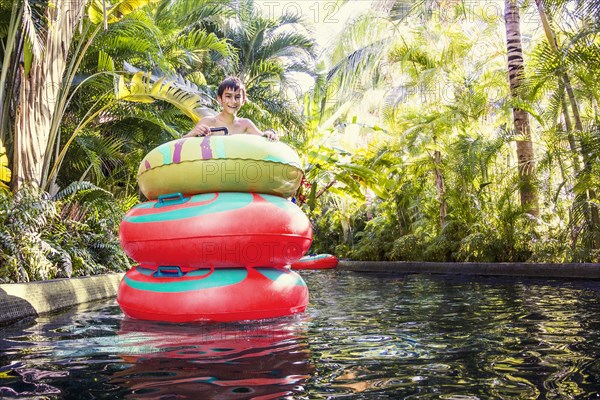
185;122;211;137
262;130;279;141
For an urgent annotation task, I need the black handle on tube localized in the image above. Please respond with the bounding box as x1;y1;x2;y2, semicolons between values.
210;127;229;135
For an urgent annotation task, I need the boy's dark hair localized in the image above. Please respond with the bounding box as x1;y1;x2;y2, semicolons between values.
217;77;246;98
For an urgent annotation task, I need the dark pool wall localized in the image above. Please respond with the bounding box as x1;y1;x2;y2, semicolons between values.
340;261;600;279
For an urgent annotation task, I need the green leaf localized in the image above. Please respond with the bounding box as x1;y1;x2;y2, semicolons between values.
115;75;130;99
116;72;204;122
88;0;160;25
334;173;364;199
97;50;115;72
128;71;154;103
0;140;11;190
338;163;377;180
23;39;33;76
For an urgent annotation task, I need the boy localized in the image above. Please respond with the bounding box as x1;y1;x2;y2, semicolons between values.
184;77;278;141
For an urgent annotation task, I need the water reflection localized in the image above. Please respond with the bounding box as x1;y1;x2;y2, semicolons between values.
111;317;313;399
304;272;600;399
1;272;600;399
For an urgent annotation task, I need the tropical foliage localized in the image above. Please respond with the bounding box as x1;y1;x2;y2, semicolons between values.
211;0;317;136
306;0;599;263
0;182;131;283
0;0;598;282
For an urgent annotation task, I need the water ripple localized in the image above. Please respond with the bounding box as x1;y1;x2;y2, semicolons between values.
1;272;600;399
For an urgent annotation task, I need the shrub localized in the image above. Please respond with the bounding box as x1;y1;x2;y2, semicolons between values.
0;183;132;283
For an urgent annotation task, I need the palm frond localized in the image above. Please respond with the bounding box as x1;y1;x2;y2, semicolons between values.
116;72;205;122
260;31;316;60
88;0;161;25
93;17;158;61
97;50;115;71
160;0;234;27
21;1;44;59
576;0;600;21
173;29;230;60
323;11;397;104
0;0;13;38
52;181;112;201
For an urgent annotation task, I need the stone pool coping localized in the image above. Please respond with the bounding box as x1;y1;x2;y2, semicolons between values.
339;261;600;279
0;273;123;326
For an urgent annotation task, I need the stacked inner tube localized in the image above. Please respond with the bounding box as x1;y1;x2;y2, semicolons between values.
291;254;339;270
117;128;313;322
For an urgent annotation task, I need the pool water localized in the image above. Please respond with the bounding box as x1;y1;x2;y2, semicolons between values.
1;271;600;399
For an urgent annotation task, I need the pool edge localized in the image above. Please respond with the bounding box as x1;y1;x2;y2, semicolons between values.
0;273;124;326
339;261;600;279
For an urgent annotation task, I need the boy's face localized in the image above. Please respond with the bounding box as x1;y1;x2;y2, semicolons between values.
217;87;245;114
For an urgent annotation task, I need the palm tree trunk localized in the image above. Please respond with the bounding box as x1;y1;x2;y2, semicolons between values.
12;1;83;189
504;0;539;216
434;149;447;227
559;85;581;172
0;1;23;146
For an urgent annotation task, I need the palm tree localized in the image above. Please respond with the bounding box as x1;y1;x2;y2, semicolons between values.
0;0;162;192
45;72;209;194
504;0;539;216
87;0;232;85
319;9;397;125
213;0;317;134
52;0;233;194
531;0;599;249
7;0;84;190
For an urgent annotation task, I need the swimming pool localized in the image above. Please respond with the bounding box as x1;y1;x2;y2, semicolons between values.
1;270;600;399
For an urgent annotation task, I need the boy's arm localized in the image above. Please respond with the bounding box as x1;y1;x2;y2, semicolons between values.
183;117;215;137
243;119;279;141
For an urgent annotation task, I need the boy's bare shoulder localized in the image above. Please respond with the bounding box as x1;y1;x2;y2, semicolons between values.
237;117;253;125
200;116;219;126
237;117;260;130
